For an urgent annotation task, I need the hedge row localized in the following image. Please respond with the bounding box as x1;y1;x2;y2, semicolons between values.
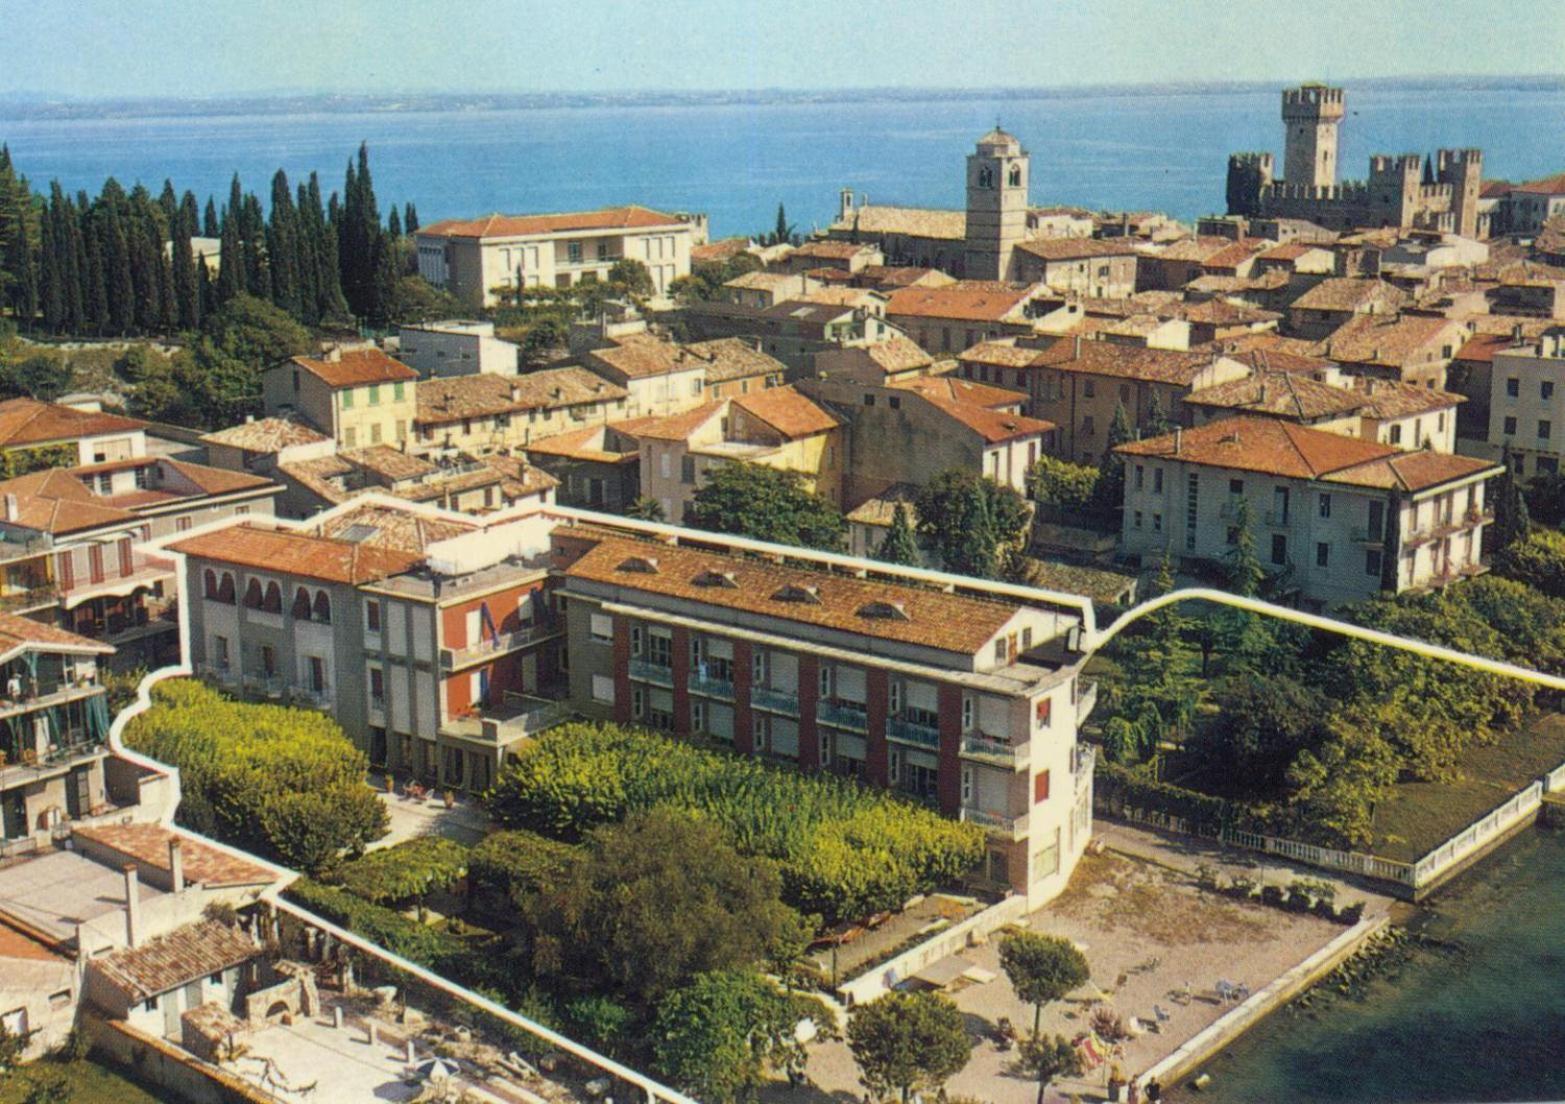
487;723;986;921
1093;760;1233;837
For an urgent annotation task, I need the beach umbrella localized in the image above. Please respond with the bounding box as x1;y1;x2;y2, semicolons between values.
410;1057;459;1083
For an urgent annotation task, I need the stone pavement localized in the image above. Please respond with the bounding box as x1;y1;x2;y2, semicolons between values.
369;782;492;851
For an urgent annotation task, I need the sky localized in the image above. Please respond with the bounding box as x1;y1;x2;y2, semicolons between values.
1;0;1561;100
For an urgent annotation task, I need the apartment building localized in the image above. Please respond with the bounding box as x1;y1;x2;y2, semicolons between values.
261;348;419;450
1117;417;1501;608
681;297;905;376
414;368;629;454
0;613;115;850
957;337;1251;464
396;320;521;378
0;398;149;469
169;504;565;794
554;527;1096;904
1008;238;1139;299
415;205;699;307
1285;279;1409;340
277;446;556;517
0;458;278;664
884;282;1052;355
1487;329;1565;476
1317;313;1470;390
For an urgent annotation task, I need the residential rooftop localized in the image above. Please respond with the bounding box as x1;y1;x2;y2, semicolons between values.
0;398;148;451
290;348;418;389
416;205;686;240
168;522;423;585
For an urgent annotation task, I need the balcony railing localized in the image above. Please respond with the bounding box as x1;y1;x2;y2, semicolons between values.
441;693;570;745
961;806;1026;840
290;686;333;710
240;672;286;698
439;620;562;670
750;686;799;716
1351;526;1386;545
961;734;1029;769
0;681;104;724
816;699;868;732
0;583;59;613
628;658;674;687
688;672;735;700
1073;742;1097;790
1076;679;1099;725
0;739;105;789
887;715;940;750
197;663;239;687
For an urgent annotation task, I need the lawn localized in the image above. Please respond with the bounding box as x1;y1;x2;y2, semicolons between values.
0;1058;163;1104
1368;711;1565;862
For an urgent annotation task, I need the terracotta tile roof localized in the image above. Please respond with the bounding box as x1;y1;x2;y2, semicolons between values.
612;402;726;442
1199;240;1273;271
94;920;259;1003
1012;338;1233;385
522;425;639;464
1178;299;1281;326
74;824;274;888
201;416;329;453
1350;377;1464;418
0;918;65;963
168;522;421;584
0;398;147;451
562;532;1024;654
0;458;271;536
1290;278;1409;314
831;205;966;241
1318;314;1465;367
1183;372;1367;420
691;238;751;264
161;459;275;497
759;300;858;325
1118;416;1497;492
476;453;559;498
1480;179;1513;199
1185;270;1291;294
416;367;624;425
1221;342;1338;376
1014;237;1139;262
1454;331;1520;364
891;375;1026;409
793;240;877;260
918;395;1054;444
1258;242;1319;261
291;348;417;389
731;387;838;439
1512;172;1565;196
886;283;1037;323
586;334;707;381
312;503;475;553
858;266;954;289
861;336;934;375
957;341;1039;369
0;610;113;655
1149;237;1235;264
682;338;786;383
417;205;684;240
341;446;436;482
725;271;807;292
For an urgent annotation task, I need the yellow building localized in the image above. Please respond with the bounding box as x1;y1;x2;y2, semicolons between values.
262;348;418;450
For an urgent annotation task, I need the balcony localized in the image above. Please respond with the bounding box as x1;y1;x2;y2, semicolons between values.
0;681;105;725
1073;743;1097;791
887;715;940;750
197;663;239;688
241;672;286;698
817;699;868;732
290;686;333;710
1076;679;1099;725
961;734;1029;769
1351;526;1386;545
628;658;674;687
0;582;59;614
441;693;569;746
439;620;563;671
0;738;105;791
961;806;1027;841
688;671;735;701
750;686;799;716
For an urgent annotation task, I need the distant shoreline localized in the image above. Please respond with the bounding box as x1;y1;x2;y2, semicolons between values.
2;74;1561;123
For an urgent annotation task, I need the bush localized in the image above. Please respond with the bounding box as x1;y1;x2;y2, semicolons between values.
467;829;579;901
1093;761;1233;837
125;679;387;871
286;879;472;973
1494;528;1565;600
334;837;469;908
488;723;984;922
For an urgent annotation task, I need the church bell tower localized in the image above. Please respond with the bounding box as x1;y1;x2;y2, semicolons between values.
964;128;1029;281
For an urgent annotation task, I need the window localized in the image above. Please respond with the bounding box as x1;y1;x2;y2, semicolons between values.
1365;549;1383;576
589;612;613;643
961;695;974;731
1081;416;1095;435
366;600;381;633
96;473;111;494
818;665;833;698
1316;542;1330;568
368;384;381;406
213;635;230;669
995;638;1009;663
1504;416;1518;436
312;590;331;623
1152;513;1162;532
1134;465;1144;491
1226;526;1240;545
1035;696;1051;727
394;381;405;401
1319;493;1332;518
568;242;583;264
1083;380;1096;398
1229;479;1244;497
1034;770;1051;803
1367;499;1384;539
752;650;767;684
1389;424;1402;445
1133;510;1143;529
1542;420;1553;441
680;455;696;484
1507;378;1520;398
369;667;385;704
1270;533;1288;565
961;765;973;803
133;465;148;490
591;674;615;704
1153;467;1163;493
341;388;354;409
863;394;875;407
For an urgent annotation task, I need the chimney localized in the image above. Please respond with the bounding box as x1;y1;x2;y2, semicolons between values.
1173;426;1183;453
1073;334;1082;358
168;837;185;893
326;346;342;363
0;493;13;521
123;864;141;948
1513;323;1524;342
510;382;522;402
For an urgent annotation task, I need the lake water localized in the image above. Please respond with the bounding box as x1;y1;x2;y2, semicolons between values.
2;81;1564;239
1174;825;1565;1103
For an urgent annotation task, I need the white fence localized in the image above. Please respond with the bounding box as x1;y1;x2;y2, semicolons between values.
834;894;1030;1007
1110;760;1562;895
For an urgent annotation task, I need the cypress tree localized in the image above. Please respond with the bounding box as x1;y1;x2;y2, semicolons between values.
38;196;62;332
266;169;300;317
0;150;38;327
387;204;401;238
216;210;244;304
240;192;268;297
154;217;178;332
157;180;178;232
103;206;135;335
403;202;418;234
311;175;348;322
368;232;398;327
340;143;383;318
127;216;161;333
64;189;95;334
172;193;200;329
196;250;215;318
180;191;200;237
203;197;219;238
877;501;921;566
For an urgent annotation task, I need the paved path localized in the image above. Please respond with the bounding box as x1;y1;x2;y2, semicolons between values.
369;785;492;850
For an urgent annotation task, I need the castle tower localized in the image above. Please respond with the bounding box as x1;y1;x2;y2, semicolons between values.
1437;148;1484;238
839;186;854;224
1281;84;1345;190
1226;152;1274;217
964;128;1029;281
1368;154;1423;227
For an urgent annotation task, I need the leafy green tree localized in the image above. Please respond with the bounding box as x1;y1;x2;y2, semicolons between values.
520;807;811;1003
520;316;567;368
563;995;634;1056
383;275;460;325
334;836;468;920
1194;677;1333;797
998;931;1090;1035
687;462;847;551
876;501;920;565
1027;455;1100;514
1091;401;1136;518
1493;527;1565;600
174;292;310;427
624;496;665;522
847;990;970;1103
0;355;71;402
607;258;655;299
654;969;836;1103
1017;1032;1085;1104
914;469;1031;578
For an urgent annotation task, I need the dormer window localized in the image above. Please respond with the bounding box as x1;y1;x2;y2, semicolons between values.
857;600;910;621
772;584;822;605
617;555;660;574
693;569;738;588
